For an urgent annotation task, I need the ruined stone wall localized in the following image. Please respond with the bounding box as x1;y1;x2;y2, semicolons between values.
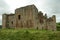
43;14;47;30
38;11;56;30
51;15;56;31
38;11;44;29
15;5;38;29
2;4;56;30
53;15;56;30
2;14;15;28
2;14;8;28
46;15;56;31
7;14;15;28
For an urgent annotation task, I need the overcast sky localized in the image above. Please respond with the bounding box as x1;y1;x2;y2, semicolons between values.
0;0;60;25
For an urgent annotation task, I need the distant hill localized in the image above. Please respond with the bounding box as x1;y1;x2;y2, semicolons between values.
56;22;60;31
0;25;2;28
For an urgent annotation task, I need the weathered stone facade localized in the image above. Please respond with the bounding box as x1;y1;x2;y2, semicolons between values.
2;5;56;30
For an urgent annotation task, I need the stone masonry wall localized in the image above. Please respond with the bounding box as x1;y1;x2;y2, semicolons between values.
2;5;56;31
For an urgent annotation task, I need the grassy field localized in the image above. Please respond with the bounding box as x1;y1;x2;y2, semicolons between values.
0;29;60;40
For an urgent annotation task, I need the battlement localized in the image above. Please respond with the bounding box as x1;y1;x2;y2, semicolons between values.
15;4;37;12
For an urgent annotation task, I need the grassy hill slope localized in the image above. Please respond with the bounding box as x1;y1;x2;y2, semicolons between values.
0;29;60;40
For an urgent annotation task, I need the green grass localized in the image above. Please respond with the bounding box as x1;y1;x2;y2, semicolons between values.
0;29;60;40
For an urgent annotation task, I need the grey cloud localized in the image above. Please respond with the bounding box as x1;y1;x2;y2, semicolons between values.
45;0;60;14
46;0;60;22
31;0;60;22
0;0;10;15
0;0;60;25
0;0;10;25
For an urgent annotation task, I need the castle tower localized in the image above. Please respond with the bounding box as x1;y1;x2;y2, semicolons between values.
44;14;48;30
52;15;56;31
46;15;56;31
15;5;38;29
44;14;47;21
2;4;56;30
2;14;8;28
38;11;44;29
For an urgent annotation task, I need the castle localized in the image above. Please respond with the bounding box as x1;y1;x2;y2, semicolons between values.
2;5;56;30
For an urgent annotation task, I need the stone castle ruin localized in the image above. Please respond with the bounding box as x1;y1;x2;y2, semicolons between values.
2;5;56;30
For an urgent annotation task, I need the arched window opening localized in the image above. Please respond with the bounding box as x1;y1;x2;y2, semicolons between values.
11;21;13;24
18;15;21;20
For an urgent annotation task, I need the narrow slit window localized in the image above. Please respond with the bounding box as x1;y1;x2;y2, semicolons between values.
18;15;21;20
11;21;13;24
